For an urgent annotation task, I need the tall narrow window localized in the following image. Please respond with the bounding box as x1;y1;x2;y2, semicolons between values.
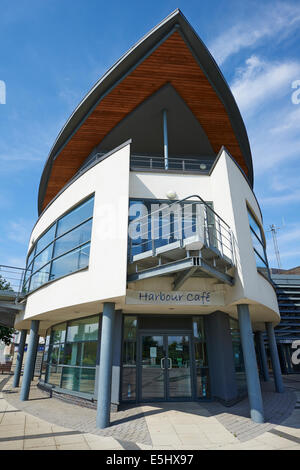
122;316;137;401
193;317;210;398
247;208;269;272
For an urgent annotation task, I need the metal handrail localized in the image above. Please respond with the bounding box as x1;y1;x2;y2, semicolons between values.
0;265;26;301
128;195;235;265
130;154;215;172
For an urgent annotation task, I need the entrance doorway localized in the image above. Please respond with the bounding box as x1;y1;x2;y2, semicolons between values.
140;333;192;401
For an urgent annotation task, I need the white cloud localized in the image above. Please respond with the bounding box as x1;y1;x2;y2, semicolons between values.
231;55;300;114
260;189;300;206
209;2;300;64
270;105;300;134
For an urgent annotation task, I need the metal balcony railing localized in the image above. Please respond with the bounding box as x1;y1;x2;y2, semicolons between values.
0;265;26;300
130;155;215;173
128;195;235;267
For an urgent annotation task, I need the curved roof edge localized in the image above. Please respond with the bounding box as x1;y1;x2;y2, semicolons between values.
38;8;253;215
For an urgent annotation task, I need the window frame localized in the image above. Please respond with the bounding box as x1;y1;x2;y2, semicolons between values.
23;194;94;294
247;204;269;270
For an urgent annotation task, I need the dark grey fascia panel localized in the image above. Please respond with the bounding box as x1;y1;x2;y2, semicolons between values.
38;8;253;215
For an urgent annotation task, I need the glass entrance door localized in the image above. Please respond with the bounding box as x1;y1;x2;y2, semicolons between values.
140;333;192;401
167;335;192;398
141;335;165;400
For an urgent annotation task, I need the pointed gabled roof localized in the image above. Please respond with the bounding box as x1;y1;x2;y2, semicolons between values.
38;9;253;215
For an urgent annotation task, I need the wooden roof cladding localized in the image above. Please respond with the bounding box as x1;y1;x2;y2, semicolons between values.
41;29;251;212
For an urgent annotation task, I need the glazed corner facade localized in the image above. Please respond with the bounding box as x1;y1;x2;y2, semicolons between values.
13;10;284;426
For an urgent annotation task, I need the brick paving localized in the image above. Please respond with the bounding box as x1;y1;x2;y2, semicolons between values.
0;373;299;450
202;380;297;442
2;378;152;447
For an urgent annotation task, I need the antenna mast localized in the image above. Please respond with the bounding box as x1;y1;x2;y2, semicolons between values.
269;224;282;270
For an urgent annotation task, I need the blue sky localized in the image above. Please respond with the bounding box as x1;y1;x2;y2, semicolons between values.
0;0;300;270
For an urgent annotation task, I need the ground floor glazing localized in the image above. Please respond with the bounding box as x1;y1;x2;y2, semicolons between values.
40;312;247;404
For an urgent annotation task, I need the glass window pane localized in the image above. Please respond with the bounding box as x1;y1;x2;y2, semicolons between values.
66;316;99;342
27;247;36;268
248;211;263;242
251;230;266;261
49;344;65;365
53;219;92;259
61;367;95;394
35;224;56;256
64;341;97;367
32;243;54;273
30;263;51;291
56;197;94;237
50;243;90;281
47;365;62;386
229;318;247;395
50;323;66;344
123;316;137;340
254;251;268;269
193;317;205;341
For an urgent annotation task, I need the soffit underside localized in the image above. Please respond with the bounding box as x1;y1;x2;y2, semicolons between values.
42;31;249;211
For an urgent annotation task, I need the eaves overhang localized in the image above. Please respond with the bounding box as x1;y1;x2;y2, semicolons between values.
38;8;253;215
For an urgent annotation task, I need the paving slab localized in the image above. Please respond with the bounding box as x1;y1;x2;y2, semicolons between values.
0;373;299;450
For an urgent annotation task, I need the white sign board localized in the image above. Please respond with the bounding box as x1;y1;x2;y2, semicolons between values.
150;347;157;358
126;290;224;306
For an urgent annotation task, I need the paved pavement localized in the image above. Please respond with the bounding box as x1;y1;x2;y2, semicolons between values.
0;374;299;450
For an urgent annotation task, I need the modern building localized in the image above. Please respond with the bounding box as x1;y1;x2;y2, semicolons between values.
271;269;300;374
13;9;284;428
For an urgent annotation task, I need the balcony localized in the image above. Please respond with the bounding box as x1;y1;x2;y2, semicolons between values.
130;155;215;174
0;265;26;327
127;195;236;287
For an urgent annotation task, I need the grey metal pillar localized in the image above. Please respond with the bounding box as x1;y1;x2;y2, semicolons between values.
12;330;27;388
20;320;39;401
237;305;264;423
31;335;40;381
205;312;238;403
163;109;168;170
96;302;115;429
257;331;270;382
265;322;284;393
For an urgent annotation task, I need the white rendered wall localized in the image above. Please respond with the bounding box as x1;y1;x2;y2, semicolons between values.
18;143;131;326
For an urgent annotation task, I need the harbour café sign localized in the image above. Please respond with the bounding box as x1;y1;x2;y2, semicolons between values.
126;290;224;306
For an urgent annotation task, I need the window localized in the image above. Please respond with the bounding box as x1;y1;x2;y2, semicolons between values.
122;316;137;401
247;207;268;271
23;195;94;294
193;317;210;398
44;315;100;395
229;318;247;396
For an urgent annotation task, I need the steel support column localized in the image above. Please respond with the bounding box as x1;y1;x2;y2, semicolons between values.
20;320;39;401
265;322;284;393
96;302;115;429
257;331;270;382
237;304;264;423
12;329;27;388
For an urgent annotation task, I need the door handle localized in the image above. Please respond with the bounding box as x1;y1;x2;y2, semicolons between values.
167;358;172;369
160;358;165;369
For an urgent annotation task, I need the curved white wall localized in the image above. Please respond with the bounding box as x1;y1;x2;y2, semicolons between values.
18;143;131;325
